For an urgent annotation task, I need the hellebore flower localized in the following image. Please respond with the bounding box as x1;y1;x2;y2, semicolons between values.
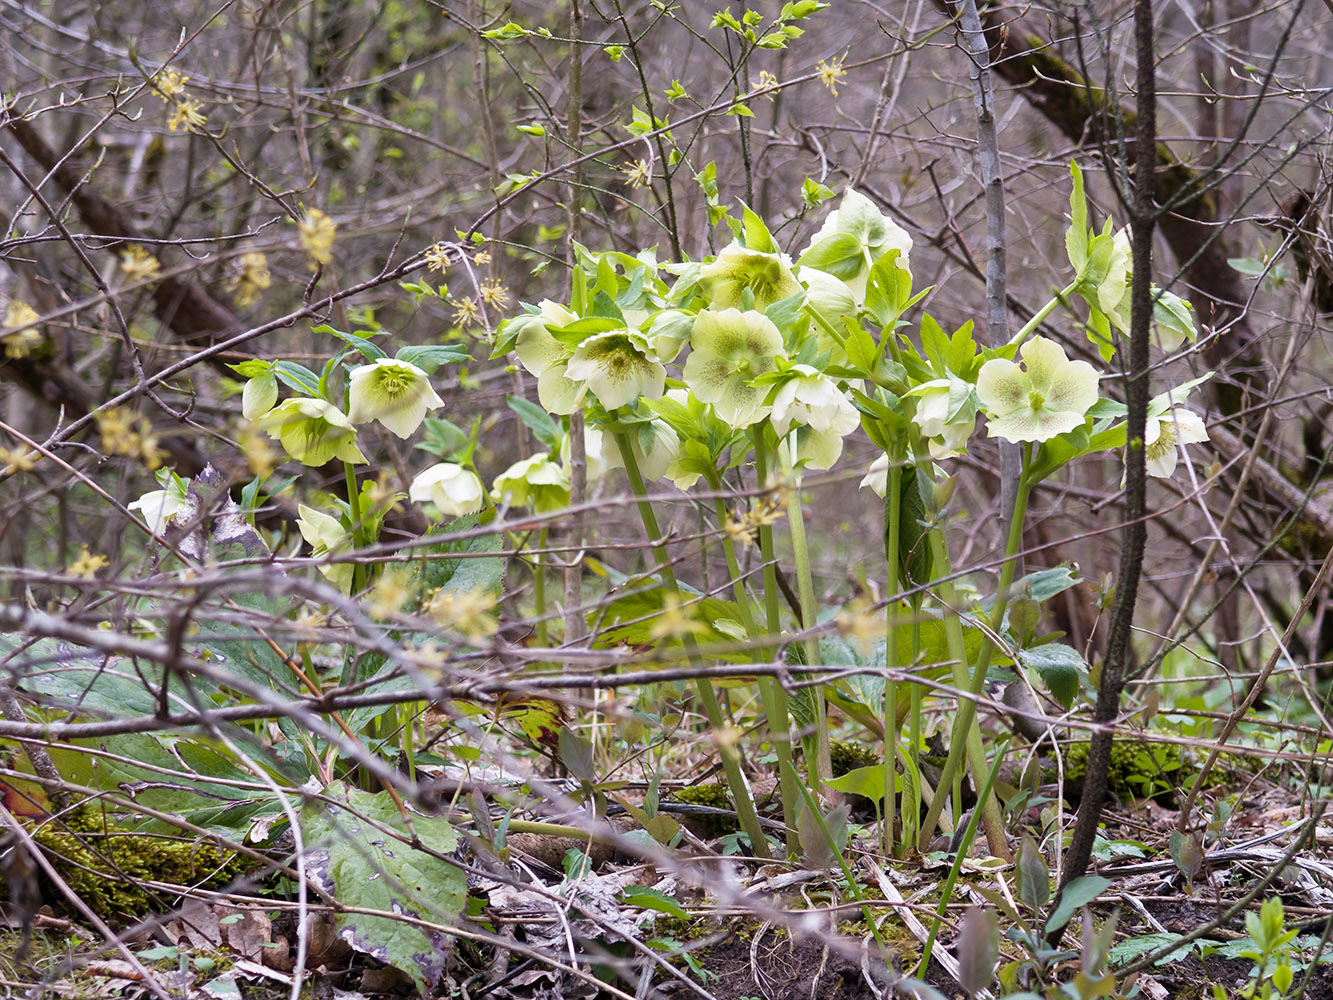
491;453;571;512
770;365;860;470
1143;387;1210;478
800;266;859;320
560;426;611;486
976;337;1099;443
128;477;190;533
604;419;682;483
859;454;891;498
296;504;354;593
800;188;913;301
683;309;786;428
347;358;444;438
698;242;802;312
563;329;666;410
907;376;978;460
512;299;579;377
409;463;485;517
643;310;693;364
242;372;278;420
257;397;367;466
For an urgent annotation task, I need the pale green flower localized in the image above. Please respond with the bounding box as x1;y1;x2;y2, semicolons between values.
347;357;444;438
1152;289;1197;354
907;376;977;460
257;398;367;466
770;364;859;470
297;504;354;593
241;372;278;420
683;309;785;428
800;188;912;301
128;477;190;533
698;242;802;312
800;265;858;320
564;329;665;410
976;337;1100;443
604;419;681;483
560;426;611;485
1143;387;1210;478
860;453;891;498
409;463;485;518
644;310;693;363
512;299;579;377
491;453;570;512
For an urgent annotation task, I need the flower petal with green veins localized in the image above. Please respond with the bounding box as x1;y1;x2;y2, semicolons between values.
564;330;665;410
976;336;1099;443
347;358;444;438
513;300;578;376
537;362;587;414
698;242;802;312
684;308;785;428
257;397;367;466
1144;407;1208;478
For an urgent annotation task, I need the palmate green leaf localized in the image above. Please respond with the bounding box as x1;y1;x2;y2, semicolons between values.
1067;161;1090;272
301;782;466;994
394;343;470;373
798;232;862;280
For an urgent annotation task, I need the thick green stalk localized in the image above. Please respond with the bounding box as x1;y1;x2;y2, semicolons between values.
343;460;368;594
882;457;902;856
613;429;771;858
917;465;1032;858
750;427;801;858
784;472;829;795
1005;280;1079;351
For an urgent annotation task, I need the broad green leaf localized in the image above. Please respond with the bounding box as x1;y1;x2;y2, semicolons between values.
507;394;563;451
1045;875;1110;933
825;764;888;804
621;884;690;921
301;783;465;994
1017;835;1050;913
1017;642;1084;708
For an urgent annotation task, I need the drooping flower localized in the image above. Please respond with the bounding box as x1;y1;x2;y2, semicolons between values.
298;208;337;269
1143;387;1210;478
800;266;858;322
907;375;977;459
563;330;666;410
560;426;611;485
128;474;190;533
491;453;571;512
643;310;693;364
683;309;786;428
257;397;367;466
507;300;587;414
859;453;891;498
698;242;802;312
604;419;682;483
347;358;444;438
800;188;912;302
297;504;354;593
770;364;860;469
976;337;1099;443
409;463;485;517
242;372;278;420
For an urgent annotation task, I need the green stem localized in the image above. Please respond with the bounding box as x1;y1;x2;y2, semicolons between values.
751;426;801;859
343;460;368;594
784;461;828;797
532;527;549;648
613;428;772;859
1006;280;1079;351
917;456;1032;858
916;737;1011;978
882;456;903;856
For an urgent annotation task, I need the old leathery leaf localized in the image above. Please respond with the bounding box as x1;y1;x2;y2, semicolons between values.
499;694;566;748
301;782;465;994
